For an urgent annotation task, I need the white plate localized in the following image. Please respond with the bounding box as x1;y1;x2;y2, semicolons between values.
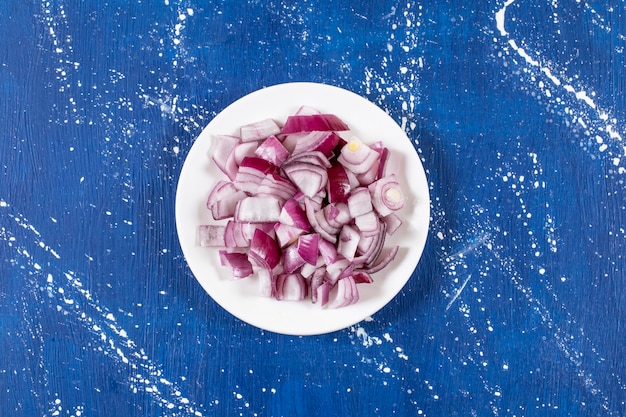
175;82;430;336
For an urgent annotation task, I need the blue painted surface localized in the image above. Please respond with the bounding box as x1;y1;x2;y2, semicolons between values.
1;0;625;416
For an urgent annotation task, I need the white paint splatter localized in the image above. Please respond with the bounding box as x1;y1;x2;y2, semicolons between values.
495;0;625;171
1;204;210;416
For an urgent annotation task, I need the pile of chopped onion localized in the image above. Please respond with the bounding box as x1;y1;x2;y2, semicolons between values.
198;106;406;308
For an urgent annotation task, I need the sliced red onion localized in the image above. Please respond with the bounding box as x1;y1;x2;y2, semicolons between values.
365;245;399;274
369;174;406;217
297;233;319;265
337;224;360;261
210;192;247;221
355;221;387;267
282;162;328;198
198;225;226;247
314;208;340;237
256;173;298;202
254;135;290;166
232;172;264;194
283;132;329;156
281;113;349;134
348;276;360;305
279;198;311;231
281;243;306;274
233;157;278;194
317;237;338;264
356;233;375;255
279;132;300;153
248;228;281;269
354;211;381;237
310;267;325;303
206;181;247;220
382;212;403;235
316;281;331;307
274;223;306;248
347;187;373;218
200;107;407;307
222;222;273;248
304;198;337;244
325;257;353;286
375;145;390;179
233;141;260;165
218;251;253;279
224;220;250;248
350;254;368;268
240;118;281;142
206;180;237;208
300;259;319;279
275;273;307;301
290;131;341;156
356;159;380;186
235;196;282;223
309;190;326;208
284;150;332;169
257;267;274;298
210;135;240;180
333;276;352;308
330;276;357;308
352;270;374;284
356;142;390;185
326;164;352;204
364;223;387;267
323;203;351;229
295;105;322;116
337;137;379;174
238;156;277;175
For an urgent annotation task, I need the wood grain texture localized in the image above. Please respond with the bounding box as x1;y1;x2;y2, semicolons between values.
0;0;624;416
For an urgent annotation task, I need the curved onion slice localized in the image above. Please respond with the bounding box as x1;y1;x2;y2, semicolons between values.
255;135;290;166
329;275;359;308
281;113;349;134
235;196;282;223
210;135;240;180
337;137;379;174
275;273;307;301
347;187;373;218
240;118;281;142
297;233;319;265
279;198;310;231
206;180;247;220
282;162;328;198
337;224;360;261
369;174;405;217
365;245;399;274
326;164;352;204
257;267;274;298
249;228;281;269
282;243;306;274
218;251;253;279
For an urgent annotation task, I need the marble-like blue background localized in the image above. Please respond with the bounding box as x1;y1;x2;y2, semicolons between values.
1;0;624;415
